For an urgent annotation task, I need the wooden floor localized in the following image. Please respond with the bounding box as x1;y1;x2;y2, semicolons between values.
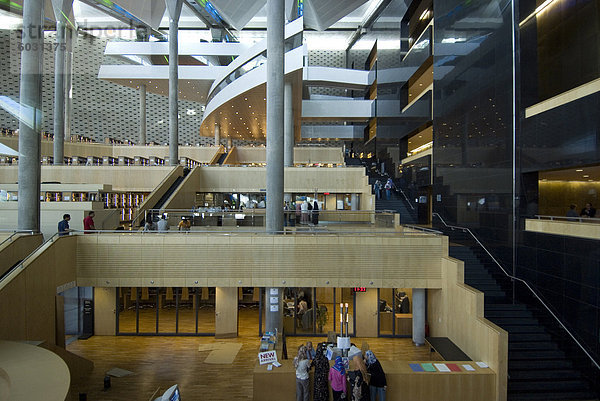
66;322;437;400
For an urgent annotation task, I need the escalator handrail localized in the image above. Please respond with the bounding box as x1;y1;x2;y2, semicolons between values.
433;212;600;371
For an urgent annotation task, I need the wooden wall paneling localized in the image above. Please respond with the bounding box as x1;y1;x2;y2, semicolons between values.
55;295;66;348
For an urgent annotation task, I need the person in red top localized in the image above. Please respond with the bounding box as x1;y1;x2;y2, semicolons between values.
83;211;95;233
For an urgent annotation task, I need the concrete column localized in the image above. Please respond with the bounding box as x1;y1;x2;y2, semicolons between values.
64;27;73;147
166;0;183;166
52;20;66;164
139;84;146;145
284;80;294;167
18;0;45;231
265;287;283;335
412;288;426;346
214;123;220;146
266;0;285;233
351;193;359;210
227;137;232;149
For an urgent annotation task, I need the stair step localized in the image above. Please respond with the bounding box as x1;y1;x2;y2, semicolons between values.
509;342;559;351
485;303;529;311
488;317;539;326
508;379;590;392
507;392;598;401
509;369;581;380
501;325;547;334
509;359;573;370
485;310;533;318
509;350;565;360
508;333;552;342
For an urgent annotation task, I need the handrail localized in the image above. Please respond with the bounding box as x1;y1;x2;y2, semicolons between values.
403;225;442;235
0;232;61;291
397;188;416;211
534;214;600;224
0;230;36;248
432;212;600;370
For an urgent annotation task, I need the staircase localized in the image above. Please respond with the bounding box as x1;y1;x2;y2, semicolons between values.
375;194;417;225
448;240;598;401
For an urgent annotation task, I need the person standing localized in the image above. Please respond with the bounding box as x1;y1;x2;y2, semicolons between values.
566;204;579;220
312;344;329;401
58;214;71;236
83;211;95;233
157;215;169;232
294;345;312;401
301;200;309;224
329;356;347;401
312;200;319;225
365;350;387;401
580;203;596;218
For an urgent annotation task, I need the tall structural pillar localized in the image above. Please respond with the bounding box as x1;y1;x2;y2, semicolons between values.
214;123;220;146
64;27;73;144
412;288;426;346
52;20;66;164
139;84;146;145
18;0;45;231
51;0;73;165
266;0;285;234
166;0;183;166
265;287;283;335
284;80;294;167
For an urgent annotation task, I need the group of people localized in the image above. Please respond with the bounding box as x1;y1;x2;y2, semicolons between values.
373;179;395;201
566;203;596;219
58;211;95;235
143;214;170;232
294;342;387;401
287;200;320;225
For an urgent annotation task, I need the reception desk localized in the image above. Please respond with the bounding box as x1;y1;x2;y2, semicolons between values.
253;359;495;401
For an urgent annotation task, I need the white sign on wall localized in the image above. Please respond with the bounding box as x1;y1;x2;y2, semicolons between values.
258;350;278;365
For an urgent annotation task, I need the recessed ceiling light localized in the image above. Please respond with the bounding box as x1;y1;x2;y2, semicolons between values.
576;169;583;172
583;175;589;178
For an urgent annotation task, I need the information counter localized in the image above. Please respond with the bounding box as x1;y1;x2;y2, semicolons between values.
253;359;495;401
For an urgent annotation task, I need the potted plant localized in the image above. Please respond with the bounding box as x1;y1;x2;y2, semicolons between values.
316;305;328;333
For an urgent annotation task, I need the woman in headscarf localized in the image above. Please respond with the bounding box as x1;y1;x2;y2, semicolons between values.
294;345;312;401
312;200;319;225
312;344;329;401
365;350;387;401
329;356;347;401
348;346;368;401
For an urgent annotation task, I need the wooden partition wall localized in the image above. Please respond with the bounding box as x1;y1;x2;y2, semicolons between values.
428;257;508;401
0;236;77;346
0;233;43;275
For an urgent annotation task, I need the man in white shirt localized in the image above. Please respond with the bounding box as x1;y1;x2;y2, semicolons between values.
157;215;169;232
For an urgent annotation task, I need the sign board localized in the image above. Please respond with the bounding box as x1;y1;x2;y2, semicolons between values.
270;288;279;295
270;297;279;304
258;350;278;365
270;305;279;312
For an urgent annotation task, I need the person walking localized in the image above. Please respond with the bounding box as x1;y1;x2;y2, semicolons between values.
294;345;312;401
329;356;347;401
83;211;95;233
384;178;393;200
365;350;387;401
374;180;382;200
58;214;71;236
312;344;329;401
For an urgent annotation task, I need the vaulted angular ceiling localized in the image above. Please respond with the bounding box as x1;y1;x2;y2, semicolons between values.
303;0;369;31
208;0;267;31
209;0;369;31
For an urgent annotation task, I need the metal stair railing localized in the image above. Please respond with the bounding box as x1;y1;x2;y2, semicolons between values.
0;230;36;248
433;212;600;371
